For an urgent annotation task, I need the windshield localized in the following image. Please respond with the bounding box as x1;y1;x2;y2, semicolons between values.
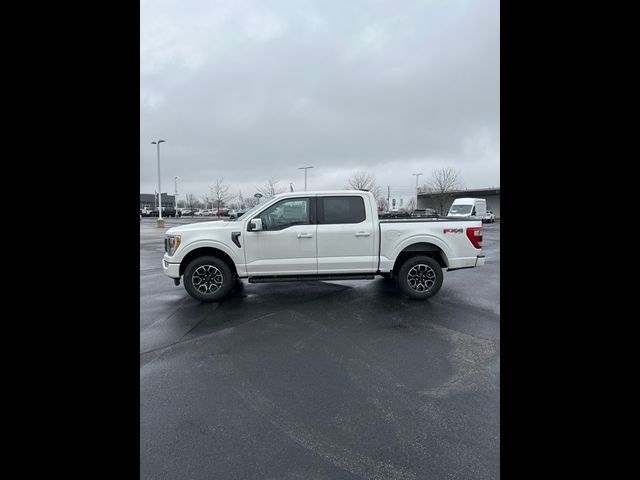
230;202;263;221
449;204;472;215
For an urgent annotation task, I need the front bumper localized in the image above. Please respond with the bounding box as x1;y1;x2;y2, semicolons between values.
162;256;181;278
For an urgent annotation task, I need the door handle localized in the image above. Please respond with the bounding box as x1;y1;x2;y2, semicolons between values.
297;233;313;238
355;232;371;237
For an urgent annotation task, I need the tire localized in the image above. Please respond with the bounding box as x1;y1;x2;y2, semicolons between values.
183;256;234;302
396;255;443;300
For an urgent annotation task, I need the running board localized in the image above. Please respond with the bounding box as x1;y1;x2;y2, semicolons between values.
248;273;375;284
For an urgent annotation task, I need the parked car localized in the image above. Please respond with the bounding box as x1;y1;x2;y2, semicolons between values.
151;207;177;217
162;190;485;302
483;210;496;223
229;209;248;219
412;208;439;217
182;209;192;216
379;210;411;219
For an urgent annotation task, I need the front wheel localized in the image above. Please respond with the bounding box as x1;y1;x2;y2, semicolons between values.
183;256;234;302
396;255;443;300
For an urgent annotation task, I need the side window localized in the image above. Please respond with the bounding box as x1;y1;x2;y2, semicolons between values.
321;196;366;224
259;198;310;231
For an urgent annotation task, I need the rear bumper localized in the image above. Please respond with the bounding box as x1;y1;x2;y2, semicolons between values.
447;255;486;271
162;256;181;278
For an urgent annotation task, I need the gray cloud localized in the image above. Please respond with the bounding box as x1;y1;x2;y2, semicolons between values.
141;0;499;198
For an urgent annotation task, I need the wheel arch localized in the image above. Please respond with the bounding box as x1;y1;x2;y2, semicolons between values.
180;247;238;277
393;242;448;275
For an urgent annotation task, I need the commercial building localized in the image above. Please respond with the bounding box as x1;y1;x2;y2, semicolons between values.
140;193;175;210
417;187;500;218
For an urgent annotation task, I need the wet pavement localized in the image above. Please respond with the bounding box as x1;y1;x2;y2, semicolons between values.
140;218;500;480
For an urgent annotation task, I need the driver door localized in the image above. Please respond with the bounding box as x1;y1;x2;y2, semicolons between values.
243;196;317;276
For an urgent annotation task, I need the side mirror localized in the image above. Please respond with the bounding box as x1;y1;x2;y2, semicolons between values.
248;218;263;231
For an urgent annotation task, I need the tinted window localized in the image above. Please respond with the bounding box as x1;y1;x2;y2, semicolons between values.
321;196;366;224
259;198;309;231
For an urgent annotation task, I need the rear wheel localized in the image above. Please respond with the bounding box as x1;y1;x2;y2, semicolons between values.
396;255;443;300
183;256;234;302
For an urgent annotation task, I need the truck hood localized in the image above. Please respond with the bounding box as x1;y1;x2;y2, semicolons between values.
166;221;235;235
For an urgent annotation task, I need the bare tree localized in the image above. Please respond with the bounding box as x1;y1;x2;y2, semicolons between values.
185;193;197;209
245;197;259;208
346;171;382;199
257;177;285;198
426;168;464;215
200;193;211;210
212;177;230;210
377;197;388;212
406;198;417;214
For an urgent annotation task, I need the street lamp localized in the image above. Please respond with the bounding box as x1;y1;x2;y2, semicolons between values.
298;166;314;191
151;140;166;227
174;176;179;213
412;173;423;210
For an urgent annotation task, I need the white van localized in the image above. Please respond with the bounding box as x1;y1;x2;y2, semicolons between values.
447;198;487;219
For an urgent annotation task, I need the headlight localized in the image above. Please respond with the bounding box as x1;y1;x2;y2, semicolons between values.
165;235;181;256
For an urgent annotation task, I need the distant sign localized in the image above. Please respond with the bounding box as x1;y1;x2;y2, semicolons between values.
254;193;263;198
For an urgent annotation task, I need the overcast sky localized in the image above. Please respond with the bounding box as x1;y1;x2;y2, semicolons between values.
140;0;499;200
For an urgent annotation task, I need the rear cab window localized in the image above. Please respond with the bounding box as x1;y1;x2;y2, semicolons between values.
319;196;366;224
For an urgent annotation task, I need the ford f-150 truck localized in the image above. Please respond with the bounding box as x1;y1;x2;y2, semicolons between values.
162;191;485;302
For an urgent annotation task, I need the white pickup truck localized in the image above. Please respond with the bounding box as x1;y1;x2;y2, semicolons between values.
162;191;485;302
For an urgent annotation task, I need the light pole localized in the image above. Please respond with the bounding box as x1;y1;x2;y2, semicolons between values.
412;173;423;210
151;140;166;227
174;176;179;213
298;166;313;191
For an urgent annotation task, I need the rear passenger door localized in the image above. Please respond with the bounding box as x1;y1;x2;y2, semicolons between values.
316;195;376;274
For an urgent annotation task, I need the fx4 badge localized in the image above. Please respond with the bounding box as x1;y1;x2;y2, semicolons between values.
443;228;463;234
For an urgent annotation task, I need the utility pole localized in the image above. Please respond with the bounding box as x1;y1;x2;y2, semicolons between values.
298;166;314;191
174;176;179;211
387;185;390;212
412;173;423;210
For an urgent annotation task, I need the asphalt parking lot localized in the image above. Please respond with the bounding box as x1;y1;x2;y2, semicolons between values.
140;218;500;480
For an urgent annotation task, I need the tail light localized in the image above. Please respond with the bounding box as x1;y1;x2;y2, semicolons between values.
466;227;482;249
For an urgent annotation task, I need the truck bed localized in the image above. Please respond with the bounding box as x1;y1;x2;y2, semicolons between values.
377;215;483;272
